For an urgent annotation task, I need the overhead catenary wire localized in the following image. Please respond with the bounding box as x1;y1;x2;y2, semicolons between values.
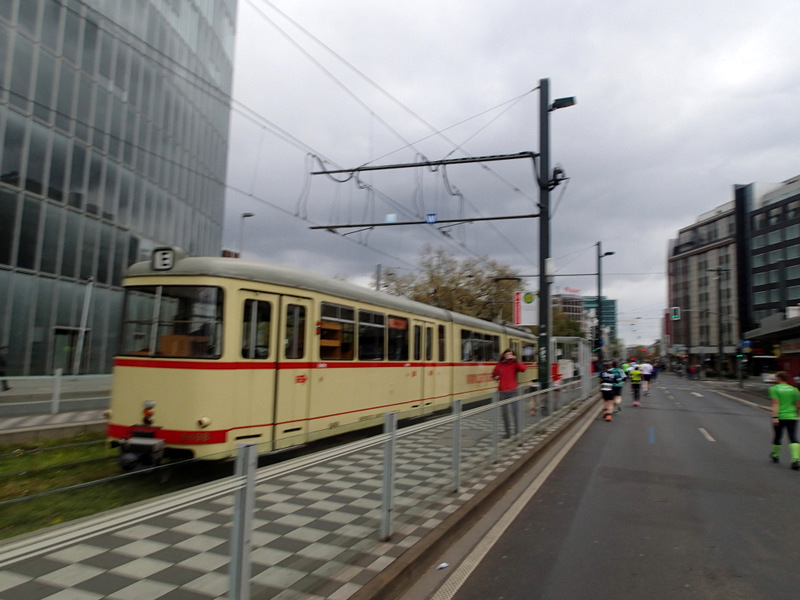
67;0;545;273
247;0;544;264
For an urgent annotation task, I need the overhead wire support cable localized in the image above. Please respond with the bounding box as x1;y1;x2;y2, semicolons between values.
310;151;539;176
309;213;540;231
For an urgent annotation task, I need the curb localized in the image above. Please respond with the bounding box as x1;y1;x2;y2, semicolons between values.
0;421;107;445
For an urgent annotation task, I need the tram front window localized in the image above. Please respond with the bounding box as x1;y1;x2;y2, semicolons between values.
120;285;223;358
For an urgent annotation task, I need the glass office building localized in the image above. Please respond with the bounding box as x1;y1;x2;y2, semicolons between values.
0;0;237;375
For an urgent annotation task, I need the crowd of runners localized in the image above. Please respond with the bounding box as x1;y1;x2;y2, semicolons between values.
598;358;656;422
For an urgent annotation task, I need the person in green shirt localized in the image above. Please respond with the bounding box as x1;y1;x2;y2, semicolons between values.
629;365;643;406
769;371;800;470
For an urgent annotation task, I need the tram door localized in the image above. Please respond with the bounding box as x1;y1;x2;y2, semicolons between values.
274;296;313;448
413;320;438;416
239;291;280;448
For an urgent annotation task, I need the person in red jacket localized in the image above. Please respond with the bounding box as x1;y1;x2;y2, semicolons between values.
492;348;527;438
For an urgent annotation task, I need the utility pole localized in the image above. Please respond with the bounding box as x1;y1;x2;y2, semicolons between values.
538;78;551;392
596;241;614;362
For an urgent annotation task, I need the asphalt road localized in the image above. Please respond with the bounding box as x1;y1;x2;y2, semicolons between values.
446;376;800;600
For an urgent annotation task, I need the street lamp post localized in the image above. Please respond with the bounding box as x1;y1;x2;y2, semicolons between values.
239;212;254;258
596;241;614;362
538;78;575;392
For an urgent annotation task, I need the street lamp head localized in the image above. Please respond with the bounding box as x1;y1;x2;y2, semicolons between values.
549;97;576;111
241;212;254;218
603;251;615;258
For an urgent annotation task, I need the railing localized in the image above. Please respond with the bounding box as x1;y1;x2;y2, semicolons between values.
0;370;111;416
1;375;598;600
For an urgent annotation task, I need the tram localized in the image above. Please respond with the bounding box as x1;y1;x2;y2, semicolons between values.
106;247;538;468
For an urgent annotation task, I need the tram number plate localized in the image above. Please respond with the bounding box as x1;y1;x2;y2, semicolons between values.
181;432;211;443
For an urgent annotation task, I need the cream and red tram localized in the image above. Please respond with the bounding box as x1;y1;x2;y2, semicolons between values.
107;247;538;467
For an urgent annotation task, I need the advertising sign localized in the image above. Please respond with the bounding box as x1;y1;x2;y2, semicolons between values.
513;291;538;326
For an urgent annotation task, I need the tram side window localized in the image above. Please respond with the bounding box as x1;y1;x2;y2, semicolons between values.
120;287;158;355
387;316;409;361
474;333;491;362
438;325;446;362
460;331;499;362
242;299;271;359
522;342;536;362
461;330;473;362
413;325;422;361
489;335;500;361
320;302;355;360
120;285;223;358
358;310;385;360
284;304;306;359
426;327;433;361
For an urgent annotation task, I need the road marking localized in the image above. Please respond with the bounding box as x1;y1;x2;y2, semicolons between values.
430;401;596;600
691;392;704;397
698;427;716;442
715;390;770;413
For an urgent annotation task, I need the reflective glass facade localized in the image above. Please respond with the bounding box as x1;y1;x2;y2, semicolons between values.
0;0;236;374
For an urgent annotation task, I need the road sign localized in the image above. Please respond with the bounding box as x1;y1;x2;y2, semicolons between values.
425;213;437;224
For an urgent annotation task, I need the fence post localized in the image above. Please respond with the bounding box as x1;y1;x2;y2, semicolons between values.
50;368;63;415
229;443;257;600
515;394;523;444
451;400;461;492
380;412;398;541
491;392;499;463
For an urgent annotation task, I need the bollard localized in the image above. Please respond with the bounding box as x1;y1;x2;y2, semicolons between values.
451;400;462;492
491;392;499;464
229;443;257;600
50;368;63;415
380;412;398;541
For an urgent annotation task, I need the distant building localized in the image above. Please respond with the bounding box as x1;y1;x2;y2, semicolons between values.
740;175;800;375
0;1;237;375
667;201;739;364
552;293;584;323
667;175;800;373
582;296;618;341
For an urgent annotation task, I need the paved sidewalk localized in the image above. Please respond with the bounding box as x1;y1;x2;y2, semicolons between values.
0;375;110;439
0;394;596;600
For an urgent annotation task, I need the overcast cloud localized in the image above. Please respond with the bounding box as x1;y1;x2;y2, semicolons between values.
222;0;800;346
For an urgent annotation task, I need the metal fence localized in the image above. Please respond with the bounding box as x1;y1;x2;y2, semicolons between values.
1;339;599;599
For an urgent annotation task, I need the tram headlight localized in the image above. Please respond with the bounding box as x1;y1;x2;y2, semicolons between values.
143;401;156;425
103;409;112;420
197;417;211;428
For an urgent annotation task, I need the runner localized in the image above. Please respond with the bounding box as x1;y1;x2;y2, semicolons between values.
640;359;654;395
769;371;800;470
598;361;622;422
611;360;627;413
629;363;643;406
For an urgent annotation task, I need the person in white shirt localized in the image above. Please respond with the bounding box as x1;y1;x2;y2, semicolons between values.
640;360;654;395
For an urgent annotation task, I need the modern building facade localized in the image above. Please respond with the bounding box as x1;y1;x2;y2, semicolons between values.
740;176;800;374
582;296;618;341
0;0;237;375
746;176;800;325
667;201;739;369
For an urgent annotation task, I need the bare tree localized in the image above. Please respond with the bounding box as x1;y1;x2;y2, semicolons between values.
377;245;523;323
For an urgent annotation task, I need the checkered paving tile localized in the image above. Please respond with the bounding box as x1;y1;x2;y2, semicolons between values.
0;398;587;599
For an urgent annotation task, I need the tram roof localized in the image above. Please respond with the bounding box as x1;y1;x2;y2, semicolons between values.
126;251;535;339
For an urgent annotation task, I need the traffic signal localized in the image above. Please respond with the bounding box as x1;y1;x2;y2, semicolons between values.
671;306;680;320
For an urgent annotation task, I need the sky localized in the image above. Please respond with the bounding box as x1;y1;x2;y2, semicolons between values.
221;0;800;348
